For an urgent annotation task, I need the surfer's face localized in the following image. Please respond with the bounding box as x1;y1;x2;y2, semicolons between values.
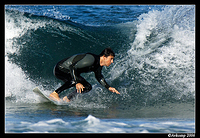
103;55;114;67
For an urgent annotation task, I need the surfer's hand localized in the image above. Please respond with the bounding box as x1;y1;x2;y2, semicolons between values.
109;87;120;94
76;83;85;93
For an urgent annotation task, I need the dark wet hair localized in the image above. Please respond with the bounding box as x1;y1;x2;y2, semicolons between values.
99;48;115;57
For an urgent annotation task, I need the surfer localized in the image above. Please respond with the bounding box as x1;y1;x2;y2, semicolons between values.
49;48;120;102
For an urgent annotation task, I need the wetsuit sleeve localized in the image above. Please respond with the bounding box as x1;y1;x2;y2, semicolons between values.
95;67;110;89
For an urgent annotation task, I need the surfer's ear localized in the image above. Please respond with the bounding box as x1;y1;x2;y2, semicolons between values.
102;55;107;60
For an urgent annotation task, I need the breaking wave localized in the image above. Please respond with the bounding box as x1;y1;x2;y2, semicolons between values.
5;5;195;108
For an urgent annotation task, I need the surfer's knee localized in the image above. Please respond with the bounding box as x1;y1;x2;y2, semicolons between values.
82;82;92;93
86;84;92;91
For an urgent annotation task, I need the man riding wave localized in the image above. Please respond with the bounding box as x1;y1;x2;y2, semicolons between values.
49;48;120;102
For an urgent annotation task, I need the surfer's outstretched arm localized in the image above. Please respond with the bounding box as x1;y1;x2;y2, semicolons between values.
94;66;120;94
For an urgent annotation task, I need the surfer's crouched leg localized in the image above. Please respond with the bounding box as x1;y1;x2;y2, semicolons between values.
49;80;75;102
50;81;74;102
55;81;75;94
63;91;77;102
63;79;92;102
53;64;75;95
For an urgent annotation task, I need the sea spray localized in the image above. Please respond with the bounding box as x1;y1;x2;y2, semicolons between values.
109;5;195;105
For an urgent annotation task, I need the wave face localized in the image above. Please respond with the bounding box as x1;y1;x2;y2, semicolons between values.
5;5;195;108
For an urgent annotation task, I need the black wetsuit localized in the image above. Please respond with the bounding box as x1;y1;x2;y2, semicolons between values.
53;53;110;100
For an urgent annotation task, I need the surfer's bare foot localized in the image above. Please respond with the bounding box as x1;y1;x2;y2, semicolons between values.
63;96;70;102
49;91;60;101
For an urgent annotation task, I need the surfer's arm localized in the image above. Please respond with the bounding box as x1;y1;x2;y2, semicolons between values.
95;72;120;94
94;68;110;89
95;67;120;94
99;77;110;89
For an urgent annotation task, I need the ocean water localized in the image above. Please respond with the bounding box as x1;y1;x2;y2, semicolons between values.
5;5;195;133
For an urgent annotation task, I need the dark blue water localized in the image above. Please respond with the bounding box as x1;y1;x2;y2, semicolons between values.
5;5;195;133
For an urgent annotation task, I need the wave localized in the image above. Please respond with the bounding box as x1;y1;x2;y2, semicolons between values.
6;114;194;133
6;115;194;133
5;6;195;107
108;5;195;105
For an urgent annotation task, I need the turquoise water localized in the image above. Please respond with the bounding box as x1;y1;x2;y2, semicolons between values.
5;5;195;133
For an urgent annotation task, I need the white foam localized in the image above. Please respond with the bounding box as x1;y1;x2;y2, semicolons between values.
5;10;49;103
6;114;195;133
5;10;93;103
83;115;127;133
110;5;195;100
46;118;67;124
140;129;149;133
85;114;100;125
5;58;39;103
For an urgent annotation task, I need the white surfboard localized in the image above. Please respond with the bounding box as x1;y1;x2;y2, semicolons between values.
33;87;62;105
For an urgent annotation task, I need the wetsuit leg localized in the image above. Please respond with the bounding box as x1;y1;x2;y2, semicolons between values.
66;90;77;100
55;81;75;94
53;65;75;94
77;76;92;93
54;65;92;99
67;76;92;100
